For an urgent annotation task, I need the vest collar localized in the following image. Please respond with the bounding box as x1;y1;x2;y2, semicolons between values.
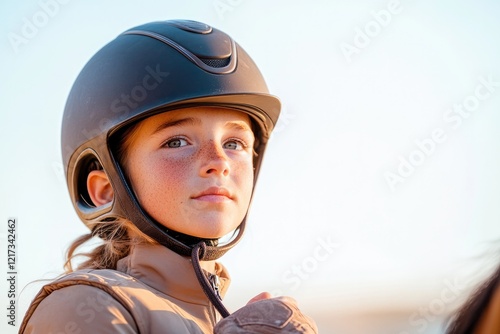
116;243;230;305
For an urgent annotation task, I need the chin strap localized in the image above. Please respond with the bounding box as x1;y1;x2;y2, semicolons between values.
191;242;231;318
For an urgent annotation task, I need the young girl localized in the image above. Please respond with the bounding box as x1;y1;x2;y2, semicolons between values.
20;19;317;333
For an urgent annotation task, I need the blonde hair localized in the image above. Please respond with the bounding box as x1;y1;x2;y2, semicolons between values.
64;218;157;273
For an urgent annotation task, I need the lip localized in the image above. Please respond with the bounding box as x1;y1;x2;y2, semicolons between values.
191;187;233;202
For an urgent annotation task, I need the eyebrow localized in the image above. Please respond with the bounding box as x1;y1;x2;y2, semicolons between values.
225;121;253;132
152;117;200;135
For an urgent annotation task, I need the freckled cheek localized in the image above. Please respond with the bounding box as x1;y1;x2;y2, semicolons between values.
134;156;193;208
231;159;254;197
150;157;192;192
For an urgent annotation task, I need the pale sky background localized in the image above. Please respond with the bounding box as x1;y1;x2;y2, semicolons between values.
2;1;500;333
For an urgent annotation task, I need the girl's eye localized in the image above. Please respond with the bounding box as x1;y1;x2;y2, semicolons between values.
223;139;245;150
165;138;188;148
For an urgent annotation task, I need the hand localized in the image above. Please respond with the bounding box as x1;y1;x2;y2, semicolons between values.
214;295;318;333
246;292;272;304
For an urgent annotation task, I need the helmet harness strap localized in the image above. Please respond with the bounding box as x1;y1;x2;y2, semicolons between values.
191;242;231;318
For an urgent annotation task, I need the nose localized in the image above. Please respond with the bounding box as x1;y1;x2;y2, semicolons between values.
198;140;230;177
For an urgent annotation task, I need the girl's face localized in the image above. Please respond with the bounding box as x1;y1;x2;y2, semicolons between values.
123;107;255;239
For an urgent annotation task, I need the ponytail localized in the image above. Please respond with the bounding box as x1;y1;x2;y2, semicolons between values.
64;219;156;273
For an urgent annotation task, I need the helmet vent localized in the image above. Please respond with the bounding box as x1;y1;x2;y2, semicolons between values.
123;29;237;74
199;57;230;68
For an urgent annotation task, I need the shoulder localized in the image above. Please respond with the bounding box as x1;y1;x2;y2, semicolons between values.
58;268;140;285
22;283;138;333
38;269;147;301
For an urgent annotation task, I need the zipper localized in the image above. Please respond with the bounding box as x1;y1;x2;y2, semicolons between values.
209;273;222;300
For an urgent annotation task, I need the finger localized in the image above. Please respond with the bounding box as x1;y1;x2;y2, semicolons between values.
246;292;272;304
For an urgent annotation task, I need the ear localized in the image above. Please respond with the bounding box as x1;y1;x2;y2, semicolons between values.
87;170;114;206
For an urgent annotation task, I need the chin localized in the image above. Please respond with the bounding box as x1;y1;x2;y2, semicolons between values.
190;219;241;240
158;212;243;239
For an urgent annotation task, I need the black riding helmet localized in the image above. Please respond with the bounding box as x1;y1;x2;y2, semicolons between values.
62;19;281;262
